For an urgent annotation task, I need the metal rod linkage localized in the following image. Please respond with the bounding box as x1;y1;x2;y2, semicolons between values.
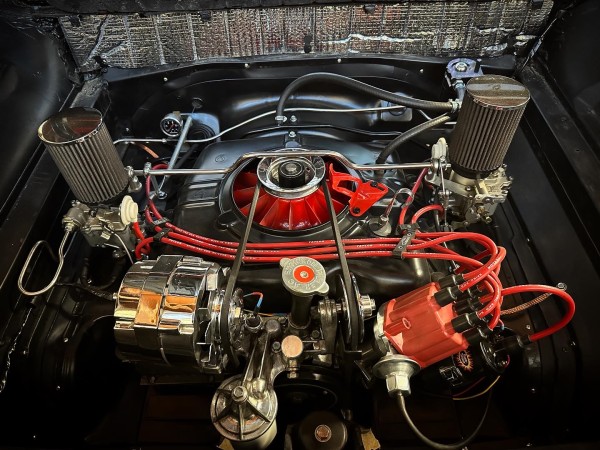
18;229;72;297
133;150;444;178
158;114;194;192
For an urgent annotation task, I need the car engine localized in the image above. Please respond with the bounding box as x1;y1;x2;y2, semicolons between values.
0;1;597;449
15;68;573;448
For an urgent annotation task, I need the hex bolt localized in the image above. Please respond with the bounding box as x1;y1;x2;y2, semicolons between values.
231;385;248;403
454;61;468;72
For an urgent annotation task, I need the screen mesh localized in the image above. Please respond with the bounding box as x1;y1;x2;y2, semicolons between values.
59;1;553;71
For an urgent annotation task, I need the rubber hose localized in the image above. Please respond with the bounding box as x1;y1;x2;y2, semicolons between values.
396;392;491;450
93;258;126;290
56;283;115;302
376;114;451;164
276;73;455;122
174;143;201;170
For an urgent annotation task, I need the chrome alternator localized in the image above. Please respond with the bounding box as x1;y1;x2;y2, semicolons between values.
114;255;242;374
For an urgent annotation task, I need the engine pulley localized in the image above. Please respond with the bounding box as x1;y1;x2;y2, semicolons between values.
257;156;324;198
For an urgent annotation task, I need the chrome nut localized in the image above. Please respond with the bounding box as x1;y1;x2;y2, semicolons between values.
385;373;412;396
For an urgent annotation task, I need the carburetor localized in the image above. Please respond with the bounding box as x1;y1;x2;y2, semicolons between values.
427;138;513;225
427;75;529;225
62;196;139;255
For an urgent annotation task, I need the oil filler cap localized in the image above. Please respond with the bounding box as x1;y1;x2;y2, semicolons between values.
280;257;329;297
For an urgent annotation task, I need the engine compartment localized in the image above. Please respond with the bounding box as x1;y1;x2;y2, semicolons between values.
0;31;597;449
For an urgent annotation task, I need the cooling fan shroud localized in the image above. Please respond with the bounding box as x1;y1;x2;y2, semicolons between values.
231;161;351;231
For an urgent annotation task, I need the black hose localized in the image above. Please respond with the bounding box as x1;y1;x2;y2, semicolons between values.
275;73;456;123
376;114;451;164
93;258;126;290
56;283;115;302
174;143;201;170
396;392;492;450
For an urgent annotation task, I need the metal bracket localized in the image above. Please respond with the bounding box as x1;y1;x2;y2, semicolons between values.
393;223;418;258
328;165;389;216
151;218;170;227
153;228;171;241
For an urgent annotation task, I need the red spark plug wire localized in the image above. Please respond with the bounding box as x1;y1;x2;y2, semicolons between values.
410;204;445;224
138;165;574;341
501;285;575;341
132;221;151;256
135;237;154;260
459;247;507;291
145;172;402;251
132;221;145;240
398;168;428;226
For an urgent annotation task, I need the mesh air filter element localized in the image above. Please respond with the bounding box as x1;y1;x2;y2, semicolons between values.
38;107;128;204
449;75;530;178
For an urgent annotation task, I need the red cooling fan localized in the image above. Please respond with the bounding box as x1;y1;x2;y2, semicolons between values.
232;168;349;231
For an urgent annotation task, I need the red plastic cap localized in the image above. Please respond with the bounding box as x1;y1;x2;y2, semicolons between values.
383;282;468;368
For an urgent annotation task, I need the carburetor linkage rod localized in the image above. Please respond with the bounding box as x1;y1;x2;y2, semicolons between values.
135;150;444;178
